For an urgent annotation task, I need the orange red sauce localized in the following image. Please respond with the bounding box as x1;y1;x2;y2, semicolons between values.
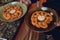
31;11;53;29
3;6;22;20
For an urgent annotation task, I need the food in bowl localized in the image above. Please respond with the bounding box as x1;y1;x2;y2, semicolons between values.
31;11;53;29
3;5;22;20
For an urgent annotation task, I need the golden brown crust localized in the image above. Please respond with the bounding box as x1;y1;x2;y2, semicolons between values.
41;22;48;28
31;11;53;29
3;6;22;20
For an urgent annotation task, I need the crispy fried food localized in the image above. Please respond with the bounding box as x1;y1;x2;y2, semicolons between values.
31;11;53;29
3;13;11;20
45;13;52;24
35;22;41;28
3;6;22;20
41;22;48;28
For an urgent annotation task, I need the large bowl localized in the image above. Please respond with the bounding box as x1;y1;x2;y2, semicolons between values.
0;1;27;22
24;7;58;33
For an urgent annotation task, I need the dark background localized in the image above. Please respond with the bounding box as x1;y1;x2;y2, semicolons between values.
44;0;60;40
31;0;60;16
31;0;60;40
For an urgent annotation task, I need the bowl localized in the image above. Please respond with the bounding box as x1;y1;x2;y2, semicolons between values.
0;1;27;22
25;7;58;33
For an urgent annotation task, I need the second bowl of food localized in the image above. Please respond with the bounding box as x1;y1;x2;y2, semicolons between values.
0;1;27;22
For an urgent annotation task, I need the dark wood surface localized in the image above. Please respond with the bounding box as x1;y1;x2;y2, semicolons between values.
15;22;54;40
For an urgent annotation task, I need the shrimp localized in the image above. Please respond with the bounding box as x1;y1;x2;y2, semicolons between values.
3;13;11;20
40;22;48;28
